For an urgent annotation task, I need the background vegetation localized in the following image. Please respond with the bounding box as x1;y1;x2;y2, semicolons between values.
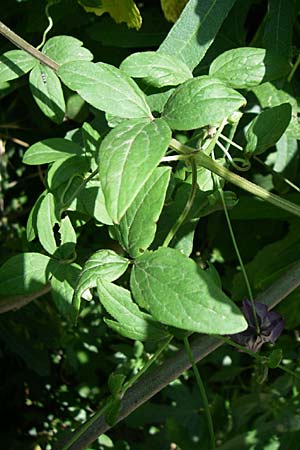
1;1;300;449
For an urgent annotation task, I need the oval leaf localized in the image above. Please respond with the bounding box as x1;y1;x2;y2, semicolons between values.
99;118;171;223
58;60;152;119
245;103;292;156
113;167;171;257
131;247;247;334
162;76;246;130
0;50;37;83
158;0;236;70
23;138;82;165
120;51;192;87
209;47;290;89
42;35;93;64
0;253;50;297
51;262;81;318
97;279;169;342
47;156;89;190
73;249;129;315
30;64;66;123
37;192;59;254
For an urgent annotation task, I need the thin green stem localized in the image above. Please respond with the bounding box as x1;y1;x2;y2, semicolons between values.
278;364;300;381
61;336;173;450
217;185;259;331
215;335;260;359
217;336;300;381
219;133;243;151
60;168;98;212
254;156;300;193
169;139;300;218
183;336;215;450
288;54;300;83
121;336;173;394
162;157;198;247
61;400;113;450
37;3;55;50
216;139;250;172
0;21;59;70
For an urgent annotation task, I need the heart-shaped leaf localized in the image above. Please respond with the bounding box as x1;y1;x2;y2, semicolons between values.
131;247;247;334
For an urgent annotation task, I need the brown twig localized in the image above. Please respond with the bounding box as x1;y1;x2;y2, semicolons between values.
0;21;59;71
0;283;51;313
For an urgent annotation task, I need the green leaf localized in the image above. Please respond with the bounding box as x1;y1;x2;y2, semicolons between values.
73;249;129;315
263;0;295;56
26;192;46;241
120;51;192;87
268;349;283;369
131;247;247;334
232;222;300;299
77;180;113;225
42;35;93;64
209;47;289;89
29;64;66;123
99;118;171;223
97;279;169;342
58;215;77;259
57;60;152;118
37;192;59;254
105;398;121;427
252;81;298;137
23;138;82;165
245;103;292;156
147;88;175;113
162;76;245;130
113;167;171;257
47;156;89;190
0;50;37;83
50;262;81;318
108;373;126;397
79;0;142;30
0;253;51;297
158;0;237;70
273;134;299;193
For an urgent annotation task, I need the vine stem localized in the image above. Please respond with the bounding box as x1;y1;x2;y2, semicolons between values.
169;139;300;218
217;185;259;332
60;168;98;213
183;336;216;450
287;53;300;83
61;336;173;450
0;21;59;70
36;2;55;50
162;157;198;247
121;335;173;394
254;156;300;194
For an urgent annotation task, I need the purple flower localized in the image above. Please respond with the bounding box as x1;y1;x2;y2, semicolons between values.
230;300;284;352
